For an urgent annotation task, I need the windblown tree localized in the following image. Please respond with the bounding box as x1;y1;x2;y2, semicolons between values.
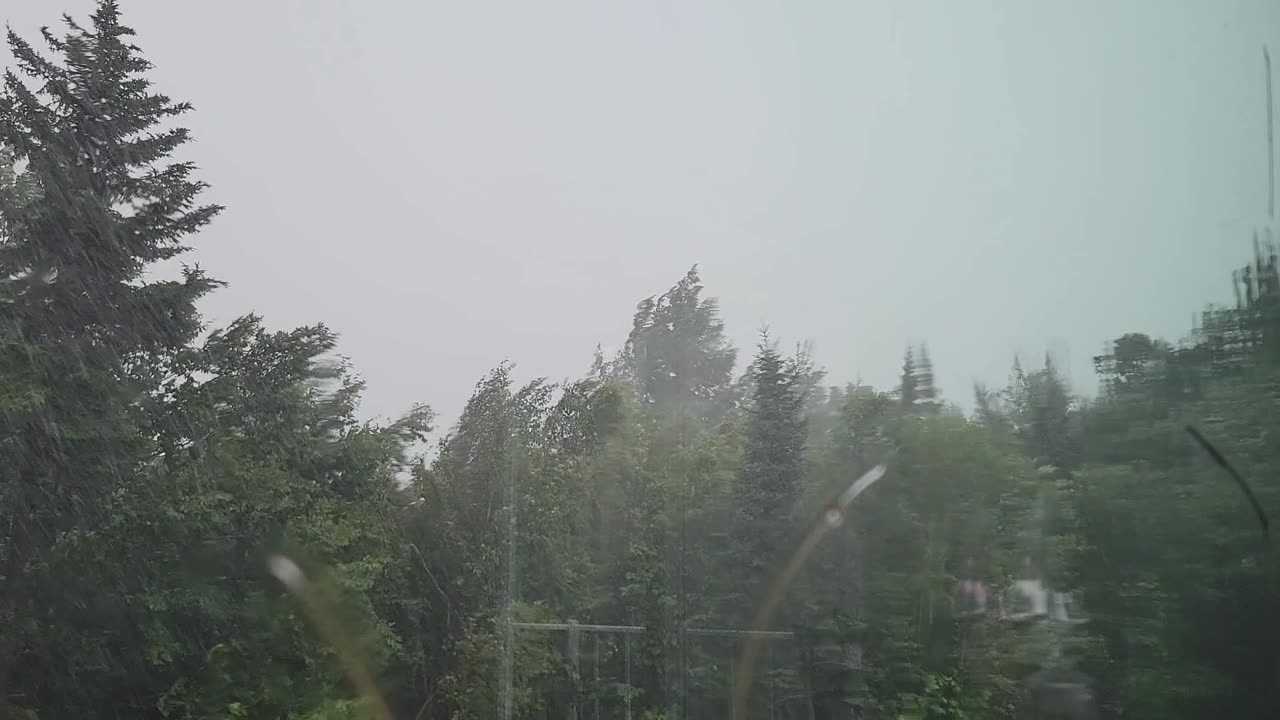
0;5;430;718
0;3;222;713
622;266;737;419
4;5;1279;720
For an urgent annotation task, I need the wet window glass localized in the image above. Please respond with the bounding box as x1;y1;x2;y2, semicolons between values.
1;2;1277;719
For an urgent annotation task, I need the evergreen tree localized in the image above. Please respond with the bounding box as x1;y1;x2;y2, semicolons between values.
0;1;221;350
899;346;918;410
736;331;809;579
916;343;939;412
4;7;1280;717
1005;354;1077;469
0;4;221;713
972;381;1008;430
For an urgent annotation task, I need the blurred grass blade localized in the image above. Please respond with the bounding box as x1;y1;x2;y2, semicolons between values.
730;464;887;720
1186;425;1269;541
268;554;395;720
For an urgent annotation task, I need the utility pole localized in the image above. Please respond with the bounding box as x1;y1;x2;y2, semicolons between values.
500;436;518;720
679;457;689;720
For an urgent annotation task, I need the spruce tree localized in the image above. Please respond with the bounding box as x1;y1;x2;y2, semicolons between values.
0;3;221;713
1004;354;1076;469
736;331;808;578
972;381;1007;430
0;0;222;540
0;1;221;350
916;342;939;412
898;346;918;410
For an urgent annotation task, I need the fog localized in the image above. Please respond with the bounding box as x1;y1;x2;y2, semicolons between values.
8;2;1280;718
6;0;1277;428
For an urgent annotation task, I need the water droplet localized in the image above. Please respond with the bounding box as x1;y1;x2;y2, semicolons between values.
268;554;306;589
824;505;844;528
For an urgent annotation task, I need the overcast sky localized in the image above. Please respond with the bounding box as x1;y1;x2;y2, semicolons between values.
5;0;1280;430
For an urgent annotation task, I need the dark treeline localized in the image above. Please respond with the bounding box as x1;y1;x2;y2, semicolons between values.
2;4;1278;719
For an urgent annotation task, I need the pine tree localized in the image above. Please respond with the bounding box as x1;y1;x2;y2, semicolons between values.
736;331;809;578
1004;354;1077;469
916;343;939;412
0;1;222;351
0;4;221;713
0;2;223;521
972;381;1007;430
0;0;222;559
899;346;918;410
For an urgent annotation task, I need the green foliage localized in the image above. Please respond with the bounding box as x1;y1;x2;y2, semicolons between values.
735;333;810;583
2;4;1277;720
439;604;563;720
622;266;737;419
0;6;426;717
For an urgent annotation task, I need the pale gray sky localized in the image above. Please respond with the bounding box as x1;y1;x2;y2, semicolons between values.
5;0;1279;428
